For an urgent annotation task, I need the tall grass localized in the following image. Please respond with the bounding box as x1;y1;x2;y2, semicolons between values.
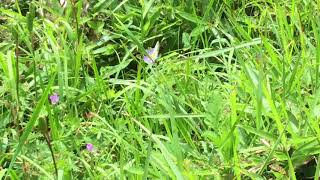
0;0;320;179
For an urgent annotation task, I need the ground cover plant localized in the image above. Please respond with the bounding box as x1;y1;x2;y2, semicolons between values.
0;0;320;179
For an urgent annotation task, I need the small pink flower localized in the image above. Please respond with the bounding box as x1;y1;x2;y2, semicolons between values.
49;93;59;105
86;143;94;152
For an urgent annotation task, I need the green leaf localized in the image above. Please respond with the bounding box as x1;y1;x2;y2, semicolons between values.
176;11;203;24
193;39;262;59
0;169;7;179
92;44;116;55
182;32;191;49
142;0;156;20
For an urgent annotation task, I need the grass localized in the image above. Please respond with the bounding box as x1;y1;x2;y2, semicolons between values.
0;0;320;179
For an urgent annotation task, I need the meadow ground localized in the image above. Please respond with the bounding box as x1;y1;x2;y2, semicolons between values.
1;0;320;179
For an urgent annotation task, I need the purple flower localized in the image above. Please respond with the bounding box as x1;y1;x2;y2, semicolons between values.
49;93;59;105
143;42;160;64
86;143;94;152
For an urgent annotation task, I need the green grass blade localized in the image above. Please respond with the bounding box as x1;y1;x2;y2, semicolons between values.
7;73;56;174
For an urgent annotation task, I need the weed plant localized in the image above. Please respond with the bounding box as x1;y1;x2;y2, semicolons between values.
0;0;320;179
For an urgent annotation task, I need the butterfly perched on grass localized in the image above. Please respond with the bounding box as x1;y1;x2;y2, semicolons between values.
143;41;160;64
60;0;67;8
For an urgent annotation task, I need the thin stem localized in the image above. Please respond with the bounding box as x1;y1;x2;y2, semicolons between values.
44;133;58;177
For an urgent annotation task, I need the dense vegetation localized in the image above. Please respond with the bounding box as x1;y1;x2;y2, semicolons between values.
1;0;320;179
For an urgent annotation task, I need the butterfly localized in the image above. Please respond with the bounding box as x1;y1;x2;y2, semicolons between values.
60;0;67;8
143;41;160;64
